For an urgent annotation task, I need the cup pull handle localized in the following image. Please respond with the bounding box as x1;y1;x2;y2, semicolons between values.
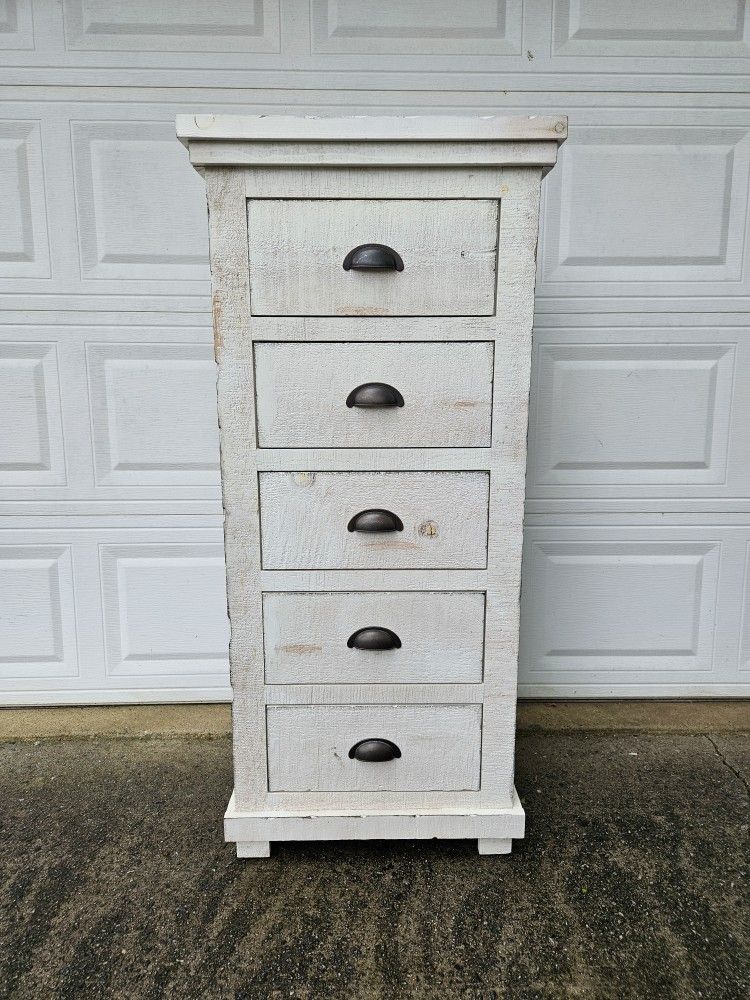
347;626;402;651
347;509;404;533
348;739;402;762
346;382;404;409
343;244;404;272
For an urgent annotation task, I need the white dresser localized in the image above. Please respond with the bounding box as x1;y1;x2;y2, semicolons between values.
177;114;566;857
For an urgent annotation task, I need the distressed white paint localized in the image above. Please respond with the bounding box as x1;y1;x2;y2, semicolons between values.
258;470;490;570
225;788;526;845
247;199;499;316
266;704;482;792
178;113;566;143
176;117;562;854
254;341;494;448
263;590;486;684
263;683;484;705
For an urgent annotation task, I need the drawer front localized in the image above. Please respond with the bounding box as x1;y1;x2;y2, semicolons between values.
266;705;481;792
254;341;494;448
247;199;498;316
258;471;489;570
263;591;485;684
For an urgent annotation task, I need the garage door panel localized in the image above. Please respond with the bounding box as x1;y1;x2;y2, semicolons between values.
86;342;219;487
71;121;209;283
539;125;750;295
0;324;221;510
520;524;748;696
551;0;750;60
62;0;281;53
310;0;523;56
0;2;749;703
0;120;50;278
0;0;34;50
99;542;229;678
3;2;748;75
0;525;231;704
0;342;66;486
527;327;750;501
529;341;736;489
523;540;719;671
0;544;78;679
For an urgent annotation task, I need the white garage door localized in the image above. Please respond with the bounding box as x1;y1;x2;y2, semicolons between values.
2;2;749;704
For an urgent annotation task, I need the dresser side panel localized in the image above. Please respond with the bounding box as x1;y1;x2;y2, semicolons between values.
205;167;266;809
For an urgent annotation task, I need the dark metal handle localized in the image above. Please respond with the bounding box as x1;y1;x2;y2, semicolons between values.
348;738;402;762
347;509;403;533
343;244;404;272
346;382;404;409
347;626;402;651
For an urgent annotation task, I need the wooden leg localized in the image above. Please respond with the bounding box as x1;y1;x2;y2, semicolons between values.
478;838;512;855
236;841;271;859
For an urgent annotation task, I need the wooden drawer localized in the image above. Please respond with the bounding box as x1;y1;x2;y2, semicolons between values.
266;705;481;792
263;591;485;684
246;199;498;316
258;471;489;570
254;341;494;448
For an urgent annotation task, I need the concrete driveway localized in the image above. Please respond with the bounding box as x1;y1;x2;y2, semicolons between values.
0;725;747;999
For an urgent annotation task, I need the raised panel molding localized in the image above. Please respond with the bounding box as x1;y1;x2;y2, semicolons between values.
0;6;749;707
86;343;220;487
0;0;33;50
540;126;750;298
521;538;720;676
0;121;50;278
0;545;78;678
71;121;209;282
553;0;750;58
99;543;229;677
529;343;735;487
63;0;280;52
311;0;523;55
0;342;66;486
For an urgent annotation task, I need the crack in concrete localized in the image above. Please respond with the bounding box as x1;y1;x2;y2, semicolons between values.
704;733;750;802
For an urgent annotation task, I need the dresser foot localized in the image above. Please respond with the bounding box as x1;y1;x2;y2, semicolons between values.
478;837;512;855
236;841;271;859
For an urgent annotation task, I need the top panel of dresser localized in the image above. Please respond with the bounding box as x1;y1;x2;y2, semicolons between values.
177;114;567;321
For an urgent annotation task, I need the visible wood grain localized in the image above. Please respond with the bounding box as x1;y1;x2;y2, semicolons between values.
253;448;500;471
254;341;494;448
224;788;526;844
178;113;568;143
266;704;482;792
478;838;512;855
258;471;490;570
193;119;556;845
263;683;484;705
245;166;509;200
262;590;485;684
204;167;267;810
187;139;561;168
247;199;498;316
257;569;496;592
228;316;499;349
480;167;545;808
236;841;270;859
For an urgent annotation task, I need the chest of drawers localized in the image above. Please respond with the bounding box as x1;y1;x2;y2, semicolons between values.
177;114;566;857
